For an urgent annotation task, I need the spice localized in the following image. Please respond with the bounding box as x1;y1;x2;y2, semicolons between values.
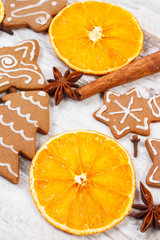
130;135;140;157
0;22;13;35
6;86;17;94
0;87;17;103
43;67;83;105
75;51;160;101
132;182;160;232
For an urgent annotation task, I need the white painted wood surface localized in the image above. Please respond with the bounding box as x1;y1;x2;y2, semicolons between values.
0;0;160;239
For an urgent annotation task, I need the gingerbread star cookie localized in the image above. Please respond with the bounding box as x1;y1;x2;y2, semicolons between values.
3;0;66;32
0;39;45;93
145;138;160;188
93;88;160;139
0;90;50;183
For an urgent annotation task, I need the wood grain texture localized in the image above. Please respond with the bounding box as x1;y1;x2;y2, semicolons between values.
0;0;160;240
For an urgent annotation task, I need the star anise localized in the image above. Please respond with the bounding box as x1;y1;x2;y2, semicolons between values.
132;182;160;232
43;67;83;105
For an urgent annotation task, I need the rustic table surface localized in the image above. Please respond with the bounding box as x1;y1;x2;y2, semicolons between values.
0;0;160;239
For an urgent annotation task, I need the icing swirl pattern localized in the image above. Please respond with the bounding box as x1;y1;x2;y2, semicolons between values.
0;39;45;93
3;0;66;31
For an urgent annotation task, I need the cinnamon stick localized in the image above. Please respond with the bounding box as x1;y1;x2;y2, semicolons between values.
75;51;160;101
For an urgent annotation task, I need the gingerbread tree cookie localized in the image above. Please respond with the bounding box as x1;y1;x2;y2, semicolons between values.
0;39;45;93
94;88;160;139
0;90;50;183
3;0;66;32
145;138;160;188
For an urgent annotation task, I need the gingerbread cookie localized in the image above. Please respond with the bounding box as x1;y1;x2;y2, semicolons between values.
94;88;160;139
0;90;50;183
3;0;66;32
0;39;45;93
145;138;160;188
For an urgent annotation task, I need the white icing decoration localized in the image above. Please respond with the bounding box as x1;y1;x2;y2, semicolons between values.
136;117;148;130
148;95;160;118
38;91;46;97
0;55;18;69
38;78;44;84
5;100;38;127
0;65;44;85
0;137;18;154
109;97;142;124
10;0;50;26
105;89;141;104
14;40;36;61
36;16;47;25
0;40;44;86
15;46;30;59
95;105;109;122
7;17;12;22
21;92;48;110
0;81;10;87
149;166;160;184
113;125;130;135
21;60;38;70
126;89;141;98
0;72;31;85
10;3;15;7
105;91;120;103
0;163;18;177
147;138;160;156
52;1;57;6
0;115;34;141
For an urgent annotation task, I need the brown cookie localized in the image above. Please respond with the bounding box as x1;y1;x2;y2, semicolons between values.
3;0;66;32
93;88;160;139
145;138;160;188
0;90;50;183
0;39;45;93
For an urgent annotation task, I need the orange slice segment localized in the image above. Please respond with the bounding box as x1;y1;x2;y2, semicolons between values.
49;1;143;75
30;130;136;235
0;0;4;23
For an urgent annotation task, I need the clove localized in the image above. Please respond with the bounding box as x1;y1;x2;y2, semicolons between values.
130;135;140;158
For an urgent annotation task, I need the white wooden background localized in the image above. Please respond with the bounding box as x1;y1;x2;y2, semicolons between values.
0;0;160;239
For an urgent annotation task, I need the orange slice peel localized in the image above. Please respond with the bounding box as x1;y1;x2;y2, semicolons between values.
49;1;143;75
0;0;4;23
30;130;136;235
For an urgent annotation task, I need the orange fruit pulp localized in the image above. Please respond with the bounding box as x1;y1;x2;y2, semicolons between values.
49;1;143;75
30;130;136;235
0;0;4;23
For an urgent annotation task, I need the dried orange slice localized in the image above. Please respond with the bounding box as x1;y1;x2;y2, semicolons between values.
30;130;136;235
0;0;4;23
49;1;143;75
